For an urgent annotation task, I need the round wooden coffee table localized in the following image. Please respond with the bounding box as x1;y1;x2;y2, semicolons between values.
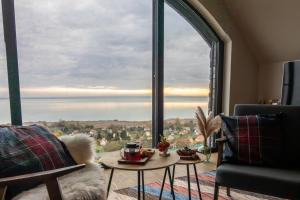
101;150;179;200
173;153;204;200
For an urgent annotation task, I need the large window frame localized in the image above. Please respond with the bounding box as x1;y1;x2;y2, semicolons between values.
1;0;223;147
152;0;224;146
1;0;22;125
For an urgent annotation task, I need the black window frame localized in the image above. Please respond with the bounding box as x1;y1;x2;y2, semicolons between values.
1;0;224;148
152;0;224;146
1;0;22;125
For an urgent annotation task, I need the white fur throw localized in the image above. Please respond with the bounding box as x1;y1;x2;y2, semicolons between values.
13;134;106;200
60;134;96;164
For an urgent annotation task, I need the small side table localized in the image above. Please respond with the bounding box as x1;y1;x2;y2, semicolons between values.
101;150;179;200
172;156;203;200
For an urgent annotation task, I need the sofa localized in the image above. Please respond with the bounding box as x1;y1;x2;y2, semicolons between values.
214;104;300;200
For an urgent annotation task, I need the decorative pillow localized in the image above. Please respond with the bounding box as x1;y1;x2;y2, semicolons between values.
0;125;76;199
220;114;283;166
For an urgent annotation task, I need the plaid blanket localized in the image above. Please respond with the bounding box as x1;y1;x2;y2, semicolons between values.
0;125;76;199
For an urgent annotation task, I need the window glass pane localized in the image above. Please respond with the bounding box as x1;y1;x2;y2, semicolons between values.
164;3;211;149
0;6;11;124
15;0;152;154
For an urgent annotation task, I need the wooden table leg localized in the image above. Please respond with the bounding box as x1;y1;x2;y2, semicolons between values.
107;168;114;198
45;178;63;200
227;187;231;196
159;168;168;200
193;164;202;200
0;186;7;200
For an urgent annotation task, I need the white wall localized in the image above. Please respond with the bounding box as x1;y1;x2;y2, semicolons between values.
223;0;300;104
258;62;284;102
189;0;259;114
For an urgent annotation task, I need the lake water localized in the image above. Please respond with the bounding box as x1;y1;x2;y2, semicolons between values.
0;96;208;123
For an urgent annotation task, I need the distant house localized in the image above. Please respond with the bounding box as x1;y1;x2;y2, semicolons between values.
167;135;175;142
89;129;97;136
176;137;193;144
100;138;108;146
194;134;204;142
145;131;151;137
71;130;80;135
184;127;191;131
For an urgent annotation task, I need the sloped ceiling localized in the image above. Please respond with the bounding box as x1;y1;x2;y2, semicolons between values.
224;0;300;63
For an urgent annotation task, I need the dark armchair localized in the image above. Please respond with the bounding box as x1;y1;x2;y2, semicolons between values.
214;104;300;200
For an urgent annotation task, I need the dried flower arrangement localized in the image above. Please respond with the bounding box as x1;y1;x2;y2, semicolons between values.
195;106;221;149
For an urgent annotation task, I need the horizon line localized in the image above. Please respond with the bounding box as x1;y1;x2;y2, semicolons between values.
0;95;209;99
0;86;209;97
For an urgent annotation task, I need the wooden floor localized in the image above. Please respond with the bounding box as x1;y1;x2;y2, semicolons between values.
103;153;217;192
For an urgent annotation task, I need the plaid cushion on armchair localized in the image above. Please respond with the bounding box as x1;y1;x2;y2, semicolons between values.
220;114;283;166
0;124;76;199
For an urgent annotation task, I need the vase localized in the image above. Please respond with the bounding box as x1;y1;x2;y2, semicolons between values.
199;144;211;162
159;148;170;157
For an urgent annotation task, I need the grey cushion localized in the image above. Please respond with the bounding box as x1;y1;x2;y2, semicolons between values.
234;104;300;168
216;163;300;199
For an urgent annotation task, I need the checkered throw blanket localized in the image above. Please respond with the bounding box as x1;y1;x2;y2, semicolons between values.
0;125;76;178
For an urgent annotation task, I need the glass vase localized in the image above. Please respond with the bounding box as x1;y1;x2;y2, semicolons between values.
199;144;211;162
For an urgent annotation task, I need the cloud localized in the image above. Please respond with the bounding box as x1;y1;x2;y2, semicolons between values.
1;0;211;95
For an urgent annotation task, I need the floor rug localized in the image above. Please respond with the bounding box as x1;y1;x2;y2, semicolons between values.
111;171;286;200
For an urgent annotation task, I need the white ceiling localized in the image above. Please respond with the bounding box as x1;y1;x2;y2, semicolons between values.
224;0;300;63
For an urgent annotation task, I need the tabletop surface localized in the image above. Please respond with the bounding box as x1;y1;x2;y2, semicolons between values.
101;150;180;171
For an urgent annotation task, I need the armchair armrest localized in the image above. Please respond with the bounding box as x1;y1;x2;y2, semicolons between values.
0;164;85;200
215;137;228;167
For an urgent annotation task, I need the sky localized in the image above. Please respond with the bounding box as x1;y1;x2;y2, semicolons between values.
0;0;210;97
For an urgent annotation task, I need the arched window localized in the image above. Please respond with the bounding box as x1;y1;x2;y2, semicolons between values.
152;0;224;146
1;0;223;151
163;2;211;148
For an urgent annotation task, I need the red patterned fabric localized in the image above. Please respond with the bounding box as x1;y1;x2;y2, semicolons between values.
221;114;283;166
0;125;76;199
235;116;261;164
0;125;75;177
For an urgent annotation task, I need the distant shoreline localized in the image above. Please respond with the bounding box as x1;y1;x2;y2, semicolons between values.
1;96;208;124
22;118;195;128
24;118;195;123
0;95;208;100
